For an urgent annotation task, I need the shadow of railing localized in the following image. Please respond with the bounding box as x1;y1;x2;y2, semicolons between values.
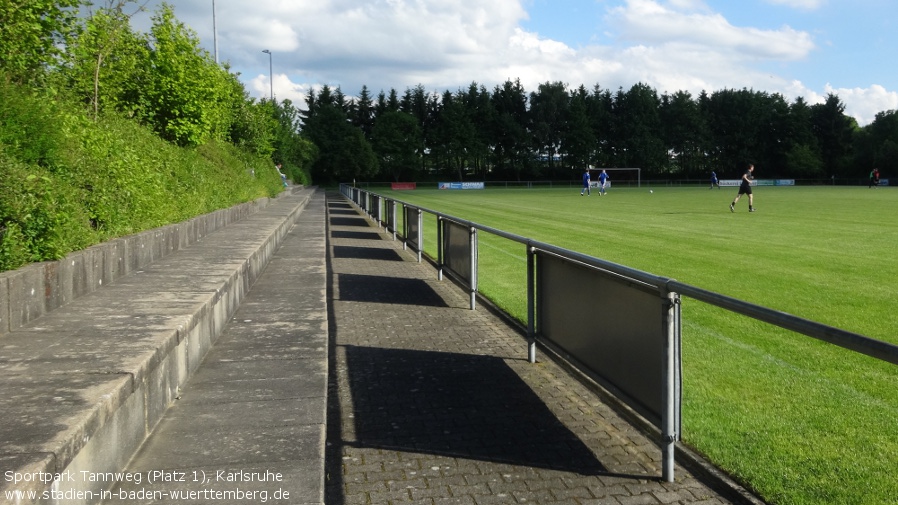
331;230;382;240
336;273;448;306
332;246;403;262
342;344;607;475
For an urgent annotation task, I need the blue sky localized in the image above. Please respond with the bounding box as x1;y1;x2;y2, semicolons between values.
129;0;898;125
525;1;897;88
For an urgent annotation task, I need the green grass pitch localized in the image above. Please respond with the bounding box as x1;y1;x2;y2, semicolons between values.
373;184;898;505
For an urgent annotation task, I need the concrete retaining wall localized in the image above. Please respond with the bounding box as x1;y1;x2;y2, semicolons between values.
0;188;313;504
0;193;290;336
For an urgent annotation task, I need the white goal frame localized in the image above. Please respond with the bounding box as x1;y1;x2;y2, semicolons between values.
589;167;641;188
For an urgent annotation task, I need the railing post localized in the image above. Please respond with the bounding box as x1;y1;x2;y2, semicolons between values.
375;195;381;227
390;200;397;240
527;243;536;363
469;226;477;310
402;206;408;251
437;217;444;281
660;284;681;482
416;209;423;263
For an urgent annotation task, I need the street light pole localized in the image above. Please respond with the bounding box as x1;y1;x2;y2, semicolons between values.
212;0;218;64
262;49;273;100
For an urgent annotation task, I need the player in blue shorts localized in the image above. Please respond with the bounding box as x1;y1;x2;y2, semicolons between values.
599;169;609;195
580;169;591;196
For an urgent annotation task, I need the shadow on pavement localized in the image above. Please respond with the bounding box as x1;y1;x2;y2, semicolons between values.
342;344;607;475
331;230;383;240
330;216;369;227
337;273;448;307
332;246;404;262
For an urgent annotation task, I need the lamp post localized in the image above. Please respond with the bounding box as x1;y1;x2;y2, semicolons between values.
261;49;273;100
212;0;218;64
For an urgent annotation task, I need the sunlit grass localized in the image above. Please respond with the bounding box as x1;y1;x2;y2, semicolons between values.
374;185;898;505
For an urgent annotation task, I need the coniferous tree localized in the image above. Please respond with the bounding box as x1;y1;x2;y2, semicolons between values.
612;83;665;174
783;97;822;178
660;90;708;177
563;85;595;172
811;93;857;177
857;109;898;176
371;110;421;181
304;96;377;183
352;85;375;139
431;90;477;180
530;81;569;177
460;82;494;179
586;85;614;169
490;79;531;180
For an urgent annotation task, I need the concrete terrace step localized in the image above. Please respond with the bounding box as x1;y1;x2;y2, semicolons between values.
105;190;327;505
0;188;319;504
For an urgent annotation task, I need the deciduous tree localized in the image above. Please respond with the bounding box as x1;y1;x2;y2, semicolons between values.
0;0;82;84
60;1;149;119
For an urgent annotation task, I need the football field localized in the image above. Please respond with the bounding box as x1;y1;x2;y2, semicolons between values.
374;184;898;505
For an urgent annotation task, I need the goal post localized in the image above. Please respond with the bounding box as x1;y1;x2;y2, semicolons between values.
589;167;641;188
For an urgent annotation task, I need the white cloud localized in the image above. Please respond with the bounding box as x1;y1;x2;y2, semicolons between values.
137;0;894;126
607;0;815;61
762;81;898;126
824;84;898;125
764;0;825;10
294;1;527;71
240;0;533;103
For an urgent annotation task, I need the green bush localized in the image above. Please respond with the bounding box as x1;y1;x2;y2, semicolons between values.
285;162;313;186
0;221;29;271
0;81;67;170
0;87;287;273
0;150;94;271
0;3;315;274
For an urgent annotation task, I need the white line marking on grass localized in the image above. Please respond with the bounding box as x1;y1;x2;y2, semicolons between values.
687;321;898;414
481;240;526;262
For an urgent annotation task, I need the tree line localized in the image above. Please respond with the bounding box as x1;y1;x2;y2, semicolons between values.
303;80;898;184
4;1;897;188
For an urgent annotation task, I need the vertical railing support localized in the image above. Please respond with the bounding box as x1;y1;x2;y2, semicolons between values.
390;200;397;240
527;243;537;363
376;196;382;228
437;217;444;281
660;284;681;482
416;210;423;263
402;205;409;251
469;226;477;310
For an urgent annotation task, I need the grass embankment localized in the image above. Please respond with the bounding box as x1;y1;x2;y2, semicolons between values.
0;84;287;272
377;185;898;505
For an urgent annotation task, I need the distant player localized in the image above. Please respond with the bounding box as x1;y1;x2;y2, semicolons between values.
580;169;591;196
729;164;756;212
599;169;610;195
869;168;880;188
710;171;719;189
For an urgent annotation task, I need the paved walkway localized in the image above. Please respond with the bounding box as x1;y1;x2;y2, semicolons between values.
324;192;739;505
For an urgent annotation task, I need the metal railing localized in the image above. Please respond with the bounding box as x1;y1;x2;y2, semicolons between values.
339;183;898;484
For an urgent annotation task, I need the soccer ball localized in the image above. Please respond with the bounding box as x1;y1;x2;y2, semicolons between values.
649;190;653;193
